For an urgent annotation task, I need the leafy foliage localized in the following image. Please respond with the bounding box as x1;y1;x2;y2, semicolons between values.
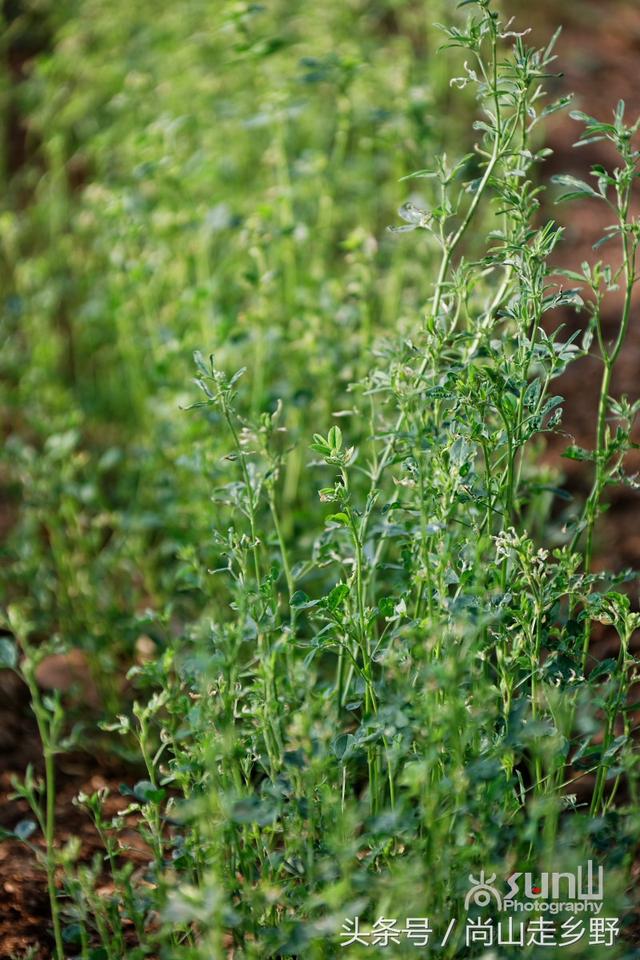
1;1;640;958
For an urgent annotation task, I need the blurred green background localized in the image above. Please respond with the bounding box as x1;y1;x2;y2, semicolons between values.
1;0;466;680
1;0;637;675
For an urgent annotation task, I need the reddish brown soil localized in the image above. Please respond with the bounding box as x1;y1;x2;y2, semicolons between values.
523;0;640;571
0;672;149;959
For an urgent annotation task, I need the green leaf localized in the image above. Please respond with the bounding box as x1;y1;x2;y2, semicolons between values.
326;512;350;526
88;949;109;960
466;758;502;782
593;228;621;250
228;366;247;387
328;425;343;451
290;590;320;610
327;583;349;610
562;445;594;462
133;780;166;804
551;174;600;202
540;95;572;118
378;596;397;618
331;733;357;761
230;796;278;826
588;658;618;683
572;736;593;764
0;637;17;670
14;819;37;841
62;924;83;945
603;735;628;762
310;433;330;455
399;168;439;181
291;590;310;606
283;749;306;769
524;379;541;408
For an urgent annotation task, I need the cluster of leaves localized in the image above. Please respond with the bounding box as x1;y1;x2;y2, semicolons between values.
1;1;640;959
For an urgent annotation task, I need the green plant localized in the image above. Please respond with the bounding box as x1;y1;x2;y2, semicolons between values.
1;608;75;960
1;1;640;957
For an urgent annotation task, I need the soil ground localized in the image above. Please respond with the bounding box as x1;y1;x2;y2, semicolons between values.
0;671;150;959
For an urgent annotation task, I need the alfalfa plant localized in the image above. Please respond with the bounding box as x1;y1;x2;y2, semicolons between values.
556;103;640;637
3;0;640;956
169;4;640;954
0;608;73;960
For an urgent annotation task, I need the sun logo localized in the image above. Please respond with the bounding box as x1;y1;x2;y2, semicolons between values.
465;871;502;911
